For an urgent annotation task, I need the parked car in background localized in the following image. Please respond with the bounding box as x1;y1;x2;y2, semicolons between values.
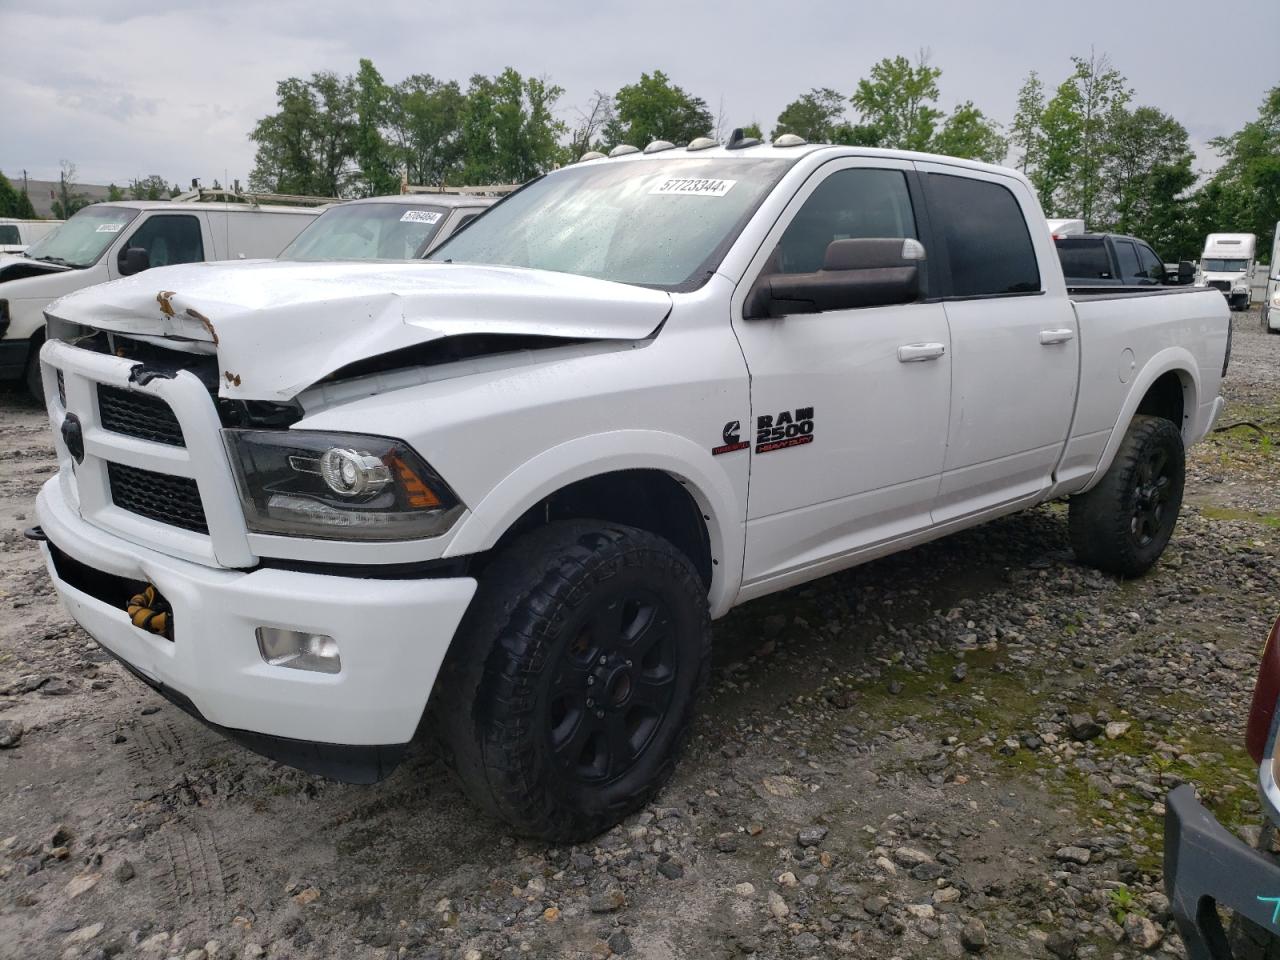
31;140;1229;839
1263;222;1279;334
1166;615;1280;958
0;218;62;255
1196;232;1257;311
0;200;322;399
280;194;494;262
1054;231;1193;288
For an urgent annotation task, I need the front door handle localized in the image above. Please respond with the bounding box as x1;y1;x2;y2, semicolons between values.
897;342;946;363
1040;328;1076;345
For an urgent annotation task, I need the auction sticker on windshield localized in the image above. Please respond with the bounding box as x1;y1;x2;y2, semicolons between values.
650;178;737;197
401;210;443;224
96;223;124;233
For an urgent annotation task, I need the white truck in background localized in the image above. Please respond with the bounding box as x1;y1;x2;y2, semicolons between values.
30;140;1230;840
1196;232;1257;311
0;200;322;398
1263;222;1279;334
0;218;62;255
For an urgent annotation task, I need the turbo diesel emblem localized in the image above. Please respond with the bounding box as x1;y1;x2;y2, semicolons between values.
756;407;815;453
712;419;750;456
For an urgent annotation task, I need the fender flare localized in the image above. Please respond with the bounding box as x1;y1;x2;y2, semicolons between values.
1081;347;1200;491
442;430;745;617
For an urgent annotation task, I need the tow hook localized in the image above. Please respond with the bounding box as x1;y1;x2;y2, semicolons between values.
23;526;47;542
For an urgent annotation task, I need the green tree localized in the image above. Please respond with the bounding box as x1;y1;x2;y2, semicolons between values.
51;161;91;218
740;122;764;140
1205;85;1280;250
0;171;20;217
931;101;1007;163
1033;76;1084;215
106;183;126;202
352;59;401;196
130;174;172;200
772;88;848;142
459;69;566;184
1098;106;1195;253
1010;72;1046;174
1058;52;1132;223
390;74;466;187
249;72;356;197
603;71;714;147
849;53;942;151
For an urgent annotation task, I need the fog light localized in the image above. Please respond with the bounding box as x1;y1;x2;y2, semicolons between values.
256;627;342;674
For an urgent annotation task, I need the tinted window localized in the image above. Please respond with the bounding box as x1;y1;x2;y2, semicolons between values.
0;225;20;244
1137;243;1164;280
1055;238;1112;279
926;174;1040;296
125;215;204;268
282;203;449;261
774;168;918;274
1114;240;1141;282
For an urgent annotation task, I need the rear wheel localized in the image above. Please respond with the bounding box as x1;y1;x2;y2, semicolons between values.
1069;415;1185;577
434;521;710;841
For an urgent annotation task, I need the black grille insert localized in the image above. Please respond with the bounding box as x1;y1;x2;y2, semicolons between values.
107;463;207;534
98;385;185;447
1207;280;1231;293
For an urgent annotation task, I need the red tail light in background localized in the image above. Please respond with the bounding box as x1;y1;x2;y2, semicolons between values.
1246;617;1280;764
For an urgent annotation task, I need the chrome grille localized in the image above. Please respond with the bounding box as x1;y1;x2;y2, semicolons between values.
107;462;208;534
98;385;186;447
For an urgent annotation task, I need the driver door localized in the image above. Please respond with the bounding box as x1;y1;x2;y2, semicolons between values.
731;159;952;589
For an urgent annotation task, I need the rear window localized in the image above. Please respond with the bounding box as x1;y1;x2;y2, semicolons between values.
1055;238;1112;279
926;174;1041;297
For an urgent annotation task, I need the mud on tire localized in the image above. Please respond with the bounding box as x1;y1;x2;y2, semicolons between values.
1069;414;1185;578
433;521;711;842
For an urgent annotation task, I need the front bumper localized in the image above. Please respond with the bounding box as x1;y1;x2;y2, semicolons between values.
35;478;478;781
1165;783;1280;959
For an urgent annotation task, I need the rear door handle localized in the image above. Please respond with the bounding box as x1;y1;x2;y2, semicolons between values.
1039;328;1075;344
897;342;946;363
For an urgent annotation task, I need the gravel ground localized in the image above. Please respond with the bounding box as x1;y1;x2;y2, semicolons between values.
1;308;1277;960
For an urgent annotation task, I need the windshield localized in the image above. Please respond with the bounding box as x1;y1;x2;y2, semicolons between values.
23;205;139;268
1202;258;1249;272
281;203;451;260
429;157;794;289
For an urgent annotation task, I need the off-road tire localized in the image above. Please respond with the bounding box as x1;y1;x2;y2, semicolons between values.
1069;414;1185;578
434;521;711;841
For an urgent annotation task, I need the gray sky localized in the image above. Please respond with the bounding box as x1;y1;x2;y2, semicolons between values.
2;0;1276;189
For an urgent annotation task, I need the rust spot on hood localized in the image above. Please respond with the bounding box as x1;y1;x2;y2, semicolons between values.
185;307;219;346
156;290;176;317
224;371;241;387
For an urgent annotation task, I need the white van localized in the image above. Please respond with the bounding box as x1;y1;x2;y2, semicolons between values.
1195;232;1256;311
279;194;494;261
0;218;62;255
0;200;321;397
1264;222;1279;334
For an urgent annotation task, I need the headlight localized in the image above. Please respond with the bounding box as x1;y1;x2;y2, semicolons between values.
223;429;463;541
1272;290;1280;307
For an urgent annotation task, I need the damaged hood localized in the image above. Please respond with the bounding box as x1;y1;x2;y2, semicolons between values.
45;259;672;400
0;253;74;283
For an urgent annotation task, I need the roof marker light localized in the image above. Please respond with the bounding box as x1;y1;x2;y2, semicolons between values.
608;144;640;157
773;133;807;147
643;140;676;154
579;151;606;162
687;137;717;151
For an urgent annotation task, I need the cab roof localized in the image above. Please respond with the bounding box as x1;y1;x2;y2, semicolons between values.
345;194;497;208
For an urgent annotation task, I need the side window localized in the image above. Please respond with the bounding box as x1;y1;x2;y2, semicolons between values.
0;225;20;245
925;174;1041;297
125;215;205;268
1055;238;1112;279
1114;240;1141;283
1137;244;1164;281
773;168;917;275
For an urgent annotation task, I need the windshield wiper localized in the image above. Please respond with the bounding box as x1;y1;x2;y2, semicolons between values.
34;256;73;266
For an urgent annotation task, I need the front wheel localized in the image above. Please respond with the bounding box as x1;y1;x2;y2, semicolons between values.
434;521;711;841
1069;415;1185;577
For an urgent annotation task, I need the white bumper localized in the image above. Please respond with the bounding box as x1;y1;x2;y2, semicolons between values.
36;478;477;748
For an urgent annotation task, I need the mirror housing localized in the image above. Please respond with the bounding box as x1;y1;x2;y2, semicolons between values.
118;246;150;277
746;238;924;319
1168;260;1195;285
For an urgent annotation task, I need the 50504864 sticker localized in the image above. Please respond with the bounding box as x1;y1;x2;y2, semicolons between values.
650;178;737;198
400;210;442;224
756;407;815;453
96;223;124;233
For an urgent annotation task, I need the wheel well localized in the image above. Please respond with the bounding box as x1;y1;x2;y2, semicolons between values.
488;470;714;590
1134;371;1187;433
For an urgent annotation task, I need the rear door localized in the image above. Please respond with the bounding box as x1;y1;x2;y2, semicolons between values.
916;164;1079;522
732;158;952;586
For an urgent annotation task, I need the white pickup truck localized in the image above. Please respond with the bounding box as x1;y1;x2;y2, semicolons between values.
30;140;1230;840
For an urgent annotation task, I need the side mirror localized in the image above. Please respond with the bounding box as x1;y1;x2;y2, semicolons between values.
746;238;924;319
1175;260;1195;284
118;246;150;277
